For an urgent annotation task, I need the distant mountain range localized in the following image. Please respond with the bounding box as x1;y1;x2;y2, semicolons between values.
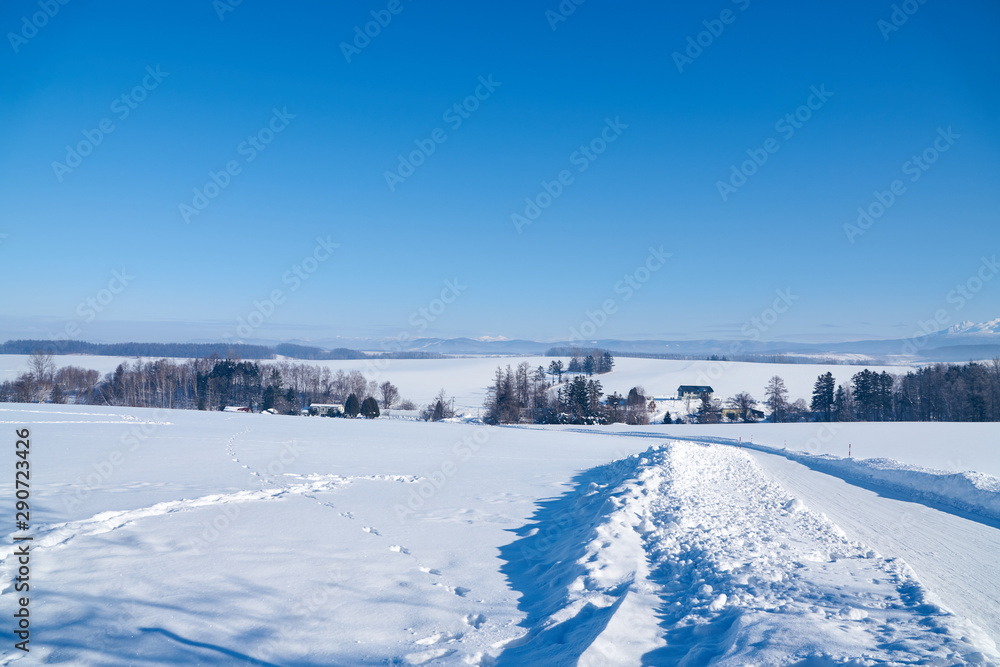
944;318;1000;337
3;318;998;364
300;319;1000;362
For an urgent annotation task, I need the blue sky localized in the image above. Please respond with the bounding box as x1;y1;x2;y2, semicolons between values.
1;0;998;345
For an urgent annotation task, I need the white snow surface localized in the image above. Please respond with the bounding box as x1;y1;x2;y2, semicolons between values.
1;404;998;665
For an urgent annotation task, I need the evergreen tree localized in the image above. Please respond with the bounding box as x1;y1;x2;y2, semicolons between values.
263;385;279;411
284;387;298;414
49;384;65;404
548;360;564;383
765;375;789;423
833;384;853;421
583;355;596;376
876;371;895;421
344;393;361;418
600;351;615;374
810;372;836;421
696;393;722;424
360;396;380;418
606;392;624;422
426;389;454;422
586;379;604;418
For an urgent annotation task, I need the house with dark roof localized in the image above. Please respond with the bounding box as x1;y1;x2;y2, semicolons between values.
677;385;713;399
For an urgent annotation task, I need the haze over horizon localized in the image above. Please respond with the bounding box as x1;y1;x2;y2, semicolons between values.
2;1;998;345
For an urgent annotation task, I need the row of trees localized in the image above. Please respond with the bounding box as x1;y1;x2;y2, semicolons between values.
808;361;1000;422
0;352;419;416
544;351;615;384
698;359;1000;424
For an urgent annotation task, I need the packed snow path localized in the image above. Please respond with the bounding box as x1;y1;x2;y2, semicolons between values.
748;448;1000;652
499;441;997;665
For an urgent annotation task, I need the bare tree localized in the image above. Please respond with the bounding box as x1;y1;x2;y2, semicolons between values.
28;350;55;402
726;391;758;422
379;381;399;409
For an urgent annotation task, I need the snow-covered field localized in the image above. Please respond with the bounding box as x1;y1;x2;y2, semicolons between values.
1;403;998;665
0;353;914;412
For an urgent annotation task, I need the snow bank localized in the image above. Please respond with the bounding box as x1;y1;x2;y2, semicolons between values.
773;451;1000;522
663;431;1000;523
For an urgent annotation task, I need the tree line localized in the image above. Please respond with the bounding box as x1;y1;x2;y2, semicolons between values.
0;352;460;419
807;360;1000;422
0;339;445;361
694;359;1000;424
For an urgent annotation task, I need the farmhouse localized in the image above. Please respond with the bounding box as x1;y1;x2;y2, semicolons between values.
677;385;713;399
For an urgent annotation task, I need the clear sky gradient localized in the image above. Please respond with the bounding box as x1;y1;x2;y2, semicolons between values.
1;0;998;345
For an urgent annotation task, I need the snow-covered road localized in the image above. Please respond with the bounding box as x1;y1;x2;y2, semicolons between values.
748;448;1000;651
